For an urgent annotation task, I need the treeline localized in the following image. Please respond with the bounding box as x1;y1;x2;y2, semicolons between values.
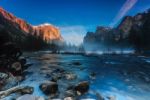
0;29;49;51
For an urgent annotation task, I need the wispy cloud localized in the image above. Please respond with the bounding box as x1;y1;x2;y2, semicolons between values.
110;0;138;27
59;25;87;46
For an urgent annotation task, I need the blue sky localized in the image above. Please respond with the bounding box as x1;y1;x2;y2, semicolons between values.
0;0;150;45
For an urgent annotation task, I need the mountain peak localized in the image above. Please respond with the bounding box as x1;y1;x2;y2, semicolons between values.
0;7;63;42
33;23;53;27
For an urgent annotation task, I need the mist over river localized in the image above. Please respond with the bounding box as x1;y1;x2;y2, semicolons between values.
6;51;150;100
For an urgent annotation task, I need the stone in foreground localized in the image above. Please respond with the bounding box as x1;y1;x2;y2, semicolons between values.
74;81;89;95
39;81;58;95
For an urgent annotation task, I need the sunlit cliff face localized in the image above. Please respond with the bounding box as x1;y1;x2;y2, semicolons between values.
0;7;32;33
0;7;63;42
33;24;63;42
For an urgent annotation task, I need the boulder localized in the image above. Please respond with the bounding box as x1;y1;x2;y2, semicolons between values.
74;81;89;95
64;97;74;100
39;81;58;95
19;86;34;95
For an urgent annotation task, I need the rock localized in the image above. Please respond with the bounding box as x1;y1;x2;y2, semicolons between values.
17;94;44;100
51;72;62;80
107;95;116;100
15;76;25;82
0;72;8;80
0;72;8;90
19;86;34;95
74;81;89;95
39;81;58;95
64;72;77;80
95;92;104;100
1;73;18;90
11;62;22;72
64;97;74;100
89;72;96;79
72;62;82;66
19;58;27;66
65;90;75;97
50;78;57;82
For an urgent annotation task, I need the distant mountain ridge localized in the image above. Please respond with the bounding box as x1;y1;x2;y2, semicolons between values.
84;9;150;52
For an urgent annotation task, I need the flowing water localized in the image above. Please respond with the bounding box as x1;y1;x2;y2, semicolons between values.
8;51;150;100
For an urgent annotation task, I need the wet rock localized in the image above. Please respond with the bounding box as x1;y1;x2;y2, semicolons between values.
72;62;82;66
0;72;8;80
11;61;22;72
51;73;62;80
64;97;74;100
107;95;116;100
64;72;77;80
15;76;25;82
19;58;27;66
0;72;8;90
95;92;104;100
89;72;96;79
17;94;44;100
65;90;76;97
1;73;18;90
19;86;34;95
50;78;57;82
74;81;89;95
52;68;65;73
23;63;33;70
39;81;58;95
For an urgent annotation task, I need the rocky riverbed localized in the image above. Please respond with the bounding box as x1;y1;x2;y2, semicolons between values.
1;51;150;100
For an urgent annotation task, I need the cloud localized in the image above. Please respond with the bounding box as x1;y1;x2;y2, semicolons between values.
110;0;138;27
59;25;87;46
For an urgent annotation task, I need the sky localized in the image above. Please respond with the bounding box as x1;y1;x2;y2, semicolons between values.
0;0;150;45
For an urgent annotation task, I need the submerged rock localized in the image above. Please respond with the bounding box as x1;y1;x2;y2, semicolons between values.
64;72;77;80
17;94;44;100
72;62;82;66
74;81;89;95
95;92;104;100
19;86;34;95
107;95;116;100
65;90;76;97
39;81;58;95
64;97;74;100
89;72;96;79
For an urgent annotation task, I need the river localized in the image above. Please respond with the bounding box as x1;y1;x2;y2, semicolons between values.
7;51;150;100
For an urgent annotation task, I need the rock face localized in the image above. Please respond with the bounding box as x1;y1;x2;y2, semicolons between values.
83;9;150;52
0;7;63;47
83;26;122;51
33;24;63;42
39;81;58;95
74;81;89;95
